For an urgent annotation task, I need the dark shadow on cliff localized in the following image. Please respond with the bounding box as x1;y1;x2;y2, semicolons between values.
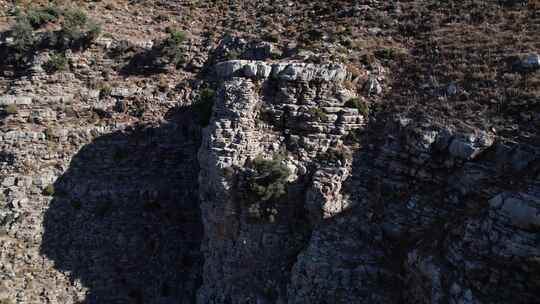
40;107;203;304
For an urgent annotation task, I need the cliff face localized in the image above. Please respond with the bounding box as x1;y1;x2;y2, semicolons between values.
1;1;539;303
0;28;205;304
197;60;540;303
197;60;364;303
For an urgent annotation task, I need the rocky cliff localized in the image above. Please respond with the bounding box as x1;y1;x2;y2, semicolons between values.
0;1;539;303
197;60;540;303
197;60;363;303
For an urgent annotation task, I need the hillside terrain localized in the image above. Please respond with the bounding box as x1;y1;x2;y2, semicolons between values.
0;1;539;303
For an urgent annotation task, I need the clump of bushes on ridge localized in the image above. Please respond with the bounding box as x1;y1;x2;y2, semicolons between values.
155;28;187;68
7;6;101;65
60;8;101;47
24;5;62;28
43;184;55;196
43;52;68;73
10;16;35;61
2;104;18;116
344;97;369;117
307;107;327;122
245;154;291;202
316;146;353;165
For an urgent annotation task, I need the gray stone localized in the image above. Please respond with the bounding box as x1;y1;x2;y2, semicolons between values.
520;53;540;69
448;131;494;160
214;60;248;78
489;192;540;229
446;82;458;95
0;95;32;105
364;76;382;95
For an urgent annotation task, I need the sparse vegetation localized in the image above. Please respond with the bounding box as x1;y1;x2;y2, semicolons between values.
4;104;18;115
225;49;242;60
245;154;291;202
43;52;68;73
24;5;62;28
60;8;100;47
302;29;324;45
157;28;187;68
344;98;369;117
374;48;405;61
165;28;187;45
343;129;361;145
0;0;537;302
306;107;327;122
262;32;279;43
317;146;353;165
10;16;35;61
193;88;215;126
98;83;112;99
6;6;100;65
43;184;55;196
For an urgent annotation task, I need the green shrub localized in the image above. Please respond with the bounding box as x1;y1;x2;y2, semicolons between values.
10;17;35;55
4;104;18;115
10;6;100;51
61;8;88;41
25;5;62;28
374;48;406;61
98;83;112;99
225;48;242;60
158;29;187;67
343;129;361;144
303;29;324;44
193;88;215;126
43;52;68;73
43;184;55;196
317;147;352;164
262;32;279;43
344;98;369;116
85;21;102;43
165;28;187;45
64;8;88;30
306;107;327;121
59;8;100;46
246;154;291;202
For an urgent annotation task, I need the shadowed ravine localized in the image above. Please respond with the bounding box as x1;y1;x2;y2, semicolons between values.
40;108;203;304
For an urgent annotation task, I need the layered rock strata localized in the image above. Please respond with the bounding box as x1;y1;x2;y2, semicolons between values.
197;60;365;303
198;60;540;303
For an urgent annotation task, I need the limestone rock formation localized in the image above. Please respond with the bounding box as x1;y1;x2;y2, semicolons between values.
0;1;539;303
197;60;540;303
197;60;365;303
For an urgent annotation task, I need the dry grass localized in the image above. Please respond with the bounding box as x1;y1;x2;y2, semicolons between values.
1;0;538;142
378;1;540;144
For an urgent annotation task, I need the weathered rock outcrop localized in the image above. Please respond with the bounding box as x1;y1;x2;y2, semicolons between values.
0;36;204;303
197;60;365;303
198;60;540;303
1;1;538;303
